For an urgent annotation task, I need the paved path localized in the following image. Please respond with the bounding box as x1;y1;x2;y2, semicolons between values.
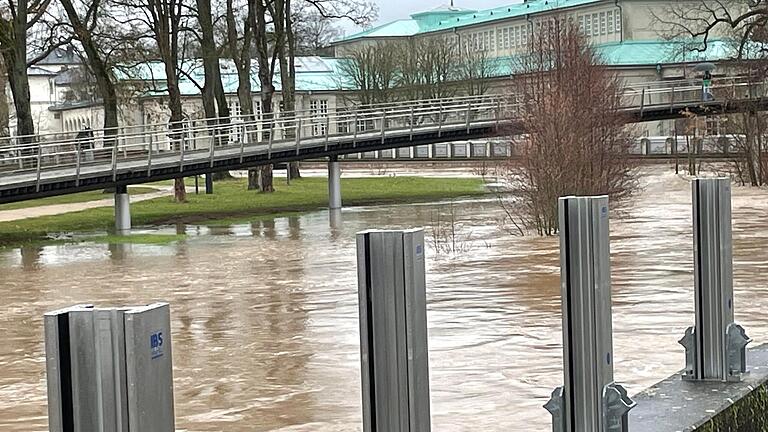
0;186;172;223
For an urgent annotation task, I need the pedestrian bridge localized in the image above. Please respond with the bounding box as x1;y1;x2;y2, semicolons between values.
0;75;766;205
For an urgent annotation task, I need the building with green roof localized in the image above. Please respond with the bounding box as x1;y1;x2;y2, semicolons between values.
43;1;742;140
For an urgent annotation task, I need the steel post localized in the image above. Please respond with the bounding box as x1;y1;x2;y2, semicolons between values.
44;303;174;432
545;196;634;432
356;229;431;432
680;178;750;382
328;156;341;210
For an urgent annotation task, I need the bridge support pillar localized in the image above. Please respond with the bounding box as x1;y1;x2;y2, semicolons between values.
205;173;213;194
115;185;131;234
328;156;341;210
545;195;634;432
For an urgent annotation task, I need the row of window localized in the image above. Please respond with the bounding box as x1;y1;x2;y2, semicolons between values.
229;99;331;136
455;9;622;53
577;10;622;37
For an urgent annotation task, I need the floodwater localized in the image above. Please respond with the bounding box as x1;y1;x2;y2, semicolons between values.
1;166;767;432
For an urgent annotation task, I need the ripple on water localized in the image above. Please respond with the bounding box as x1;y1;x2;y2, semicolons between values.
0;166;767;431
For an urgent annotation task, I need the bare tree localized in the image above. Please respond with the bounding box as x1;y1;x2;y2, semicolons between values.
337;41;399;105
250;0;278;192
59;0;121;144
396;36;459;101
226;0;255;127
0;0;70;139
653;1;760;57
654;2;768;186
114;0;187;201
293;9;339;54
503;18;639;236
457;46;498;96
723;106;767;186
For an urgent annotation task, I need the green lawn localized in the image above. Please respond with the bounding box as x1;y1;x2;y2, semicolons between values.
0;177;486;247
0;187;159;211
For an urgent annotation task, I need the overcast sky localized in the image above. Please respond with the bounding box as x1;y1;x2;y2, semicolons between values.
342;0;514;35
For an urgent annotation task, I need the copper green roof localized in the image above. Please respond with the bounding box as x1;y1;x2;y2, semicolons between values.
123;41;736;97
337;0;603;43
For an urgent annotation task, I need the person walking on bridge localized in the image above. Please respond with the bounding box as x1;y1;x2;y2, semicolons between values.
702;71;713;102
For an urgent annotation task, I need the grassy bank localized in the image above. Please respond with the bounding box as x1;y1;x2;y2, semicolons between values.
0;186;158;211
0;177;486;247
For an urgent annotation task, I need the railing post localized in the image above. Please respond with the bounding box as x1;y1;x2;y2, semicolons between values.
179;130;185;173
437;103;443;138
111;137;119;182
409;106;414;140
465;101;472;134
268;120;275;159
670;85;676;113
381;110;386;144
325;115;331;151
356;229;431;432
353;112;358;148
75;143;82;186
147;132;153;177
545;195;635;432
239;124;247;164
680;178;751;382
35;143;42;192
495;99;501;131
209;125;216;169
295;117;302;156
640;87;646;117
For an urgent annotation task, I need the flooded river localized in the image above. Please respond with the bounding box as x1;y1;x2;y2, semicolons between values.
1;166;767;431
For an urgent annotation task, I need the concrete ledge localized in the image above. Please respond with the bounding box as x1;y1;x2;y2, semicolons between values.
630;343;768;432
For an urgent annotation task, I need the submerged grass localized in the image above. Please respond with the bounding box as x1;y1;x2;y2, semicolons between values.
0;187;158;210
0;177;486;247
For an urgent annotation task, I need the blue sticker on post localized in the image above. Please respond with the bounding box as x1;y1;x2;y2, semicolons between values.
416;244;423;257
150;331;164;359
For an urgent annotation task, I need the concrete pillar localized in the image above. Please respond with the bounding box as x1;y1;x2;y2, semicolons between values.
115;185;131;234
205;173;213;194
328;156;341;210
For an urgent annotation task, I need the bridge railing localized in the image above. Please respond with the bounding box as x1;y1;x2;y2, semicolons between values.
0;96;508;186
1;75;768;189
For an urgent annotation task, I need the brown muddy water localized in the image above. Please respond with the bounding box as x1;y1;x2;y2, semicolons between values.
0;167;767;431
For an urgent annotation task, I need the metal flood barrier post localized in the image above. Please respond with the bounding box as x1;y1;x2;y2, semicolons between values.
679;178;751;382
545;196;635;432
44;303;175;432
356;229;431;432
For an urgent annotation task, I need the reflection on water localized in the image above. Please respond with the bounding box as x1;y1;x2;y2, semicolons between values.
0;167;767;431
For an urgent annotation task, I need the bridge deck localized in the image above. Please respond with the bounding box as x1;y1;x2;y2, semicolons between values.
1;77;767;204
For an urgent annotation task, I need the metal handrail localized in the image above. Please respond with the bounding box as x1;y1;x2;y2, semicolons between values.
2;76;767;193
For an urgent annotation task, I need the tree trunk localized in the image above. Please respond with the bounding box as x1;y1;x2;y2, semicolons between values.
174;178;187;202
161;38;186;202
289;162;301;179
2;0;35;141
278;0;301;180
247;169;259;190
253;0;275;193
4;50;35;139
0;58;10;138
259;165;274;192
